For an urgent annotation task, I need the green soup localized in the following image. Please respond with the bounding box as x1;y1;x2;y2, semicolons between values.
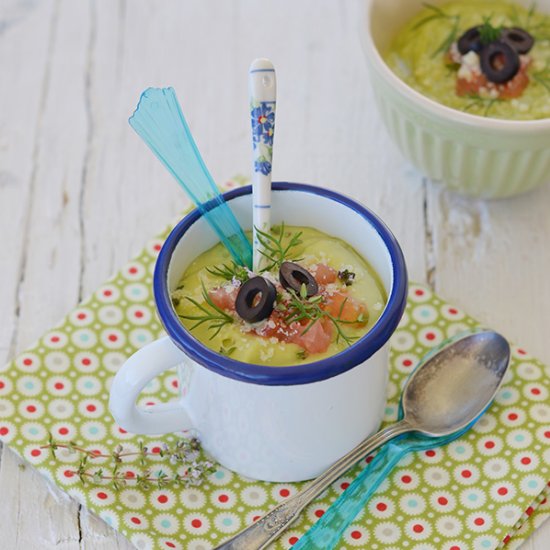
385;0;550;119
171;225;387;367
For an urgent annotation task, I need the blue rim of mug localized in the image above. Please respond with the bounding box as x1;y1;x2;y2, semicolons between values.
154;182;408;386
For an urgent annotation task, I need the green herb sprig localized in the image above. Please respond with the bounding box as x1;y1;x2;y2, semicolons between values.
42;434;215;491
206;262;249;283
255;222;303;271
414;3;461;58
178;280;234;339
463;94;504;116
171;283;185;307
478;15;503;44
533;65;550;92
338;269;356;286
279;284;367;347
511;2;550;42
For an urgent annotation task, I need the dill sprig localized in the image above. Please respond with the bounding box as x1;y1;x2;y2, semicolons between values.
478;15;503;44
511;2;550;41
463;94;504;116
533;66;550;92
414;3;461;58
413;3;452;30
178;280;234;339
280;284;366;347
255;222;303;271
206;261;249;283
511;2;537;32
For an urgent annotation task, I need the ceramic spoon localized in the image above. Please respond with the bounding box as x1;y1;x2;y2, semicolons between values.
129;87;253;268
214;330;511;550
249;58;276;271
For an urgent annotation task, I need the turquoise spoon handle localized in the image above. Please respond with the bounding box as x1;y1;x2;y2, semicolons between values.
297;430;470;549
129;87;252;268
293;440;409;549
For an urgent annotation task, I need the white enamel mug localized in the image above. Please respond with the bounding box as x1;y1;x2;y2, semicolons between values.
109;183;407;482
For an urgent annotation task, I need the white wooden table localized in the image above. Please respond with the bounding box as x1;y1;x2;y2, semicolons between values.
0;1;548;548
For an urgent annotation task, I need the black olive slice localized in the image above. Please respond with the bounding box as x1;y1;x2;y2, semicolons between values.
480;41;520;84
501;27;534;55
457;26;484;55
235;277;276;323
279;262;318;297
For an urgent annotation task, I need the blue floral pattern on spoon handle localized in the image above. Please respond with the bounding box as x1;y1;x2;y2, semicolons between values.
251;100;275;175
249;60;276;271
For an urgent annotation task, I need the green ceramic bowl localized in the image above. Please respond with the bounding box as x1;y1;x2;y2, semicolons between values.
362;0;550;198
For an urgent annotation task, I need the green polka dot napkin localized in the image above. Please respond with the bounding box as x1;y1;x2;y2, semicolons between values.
1;179;549;550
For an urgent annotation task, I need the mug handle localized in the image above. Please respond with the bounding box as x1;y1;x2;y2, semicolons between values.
109;336;194;435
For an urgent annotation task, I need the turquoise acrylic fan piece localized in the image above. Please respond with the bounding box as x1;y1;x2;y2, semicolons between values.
129;87;252;268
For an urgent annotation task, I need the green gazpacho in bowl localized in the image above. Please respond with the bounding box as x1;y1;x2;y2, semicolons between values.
171;224;387;367
385;0;550;119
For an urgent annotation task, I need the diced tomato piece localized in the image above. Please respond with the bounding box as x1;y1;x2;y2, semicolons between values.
323;291;366;323
456;62;530;100
290;319;333;354
208;285;239;311
257;312;333;354
258;311;299;341
312;263;337;285
499;70;529;99
456;71;490;97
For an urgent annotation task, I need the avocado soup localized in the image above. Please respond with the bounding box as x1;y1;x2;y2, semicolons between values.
171;225;387;367
385;1;550;119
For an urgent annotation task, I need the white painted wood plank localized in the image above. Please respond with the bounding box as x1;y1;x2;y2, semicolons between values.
0;0;84;545
0;0;547;548
0;0;55;364
13;0;91;351
0;446;80;549
428;183;550;365
79;506;133;550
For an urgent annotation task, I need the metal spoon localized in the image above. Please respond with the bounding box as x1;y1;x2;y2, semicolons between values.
295;329;511;548
215;330;511;550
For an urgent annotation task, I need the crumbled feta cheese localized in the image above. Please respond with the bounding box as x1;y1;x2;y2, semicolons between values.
260;348;275;362
324;283;338;296
448;42;461;64
457;51;481;83
262;271;279;286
